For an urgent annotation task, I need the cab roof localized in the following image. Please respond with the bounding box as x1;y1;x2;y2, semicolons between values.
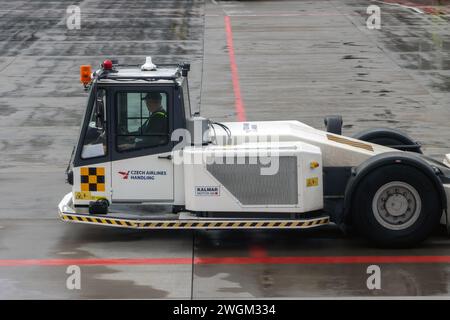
96;66;182;84
94;58;190;84
104;66;180;78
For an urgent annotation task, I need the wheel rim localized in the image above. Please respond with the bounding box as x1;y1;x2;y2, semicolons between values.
371;181;422;231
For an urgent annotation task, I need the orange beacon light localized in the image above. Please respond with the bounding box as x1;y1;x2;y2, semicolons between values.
80;65;92;86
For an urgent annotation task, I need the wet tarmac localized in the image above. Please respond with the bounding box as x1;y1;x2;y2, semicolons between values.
1;0;450;298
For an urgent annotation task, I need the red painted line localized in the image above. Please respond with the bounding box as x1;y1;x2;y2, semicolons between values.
224;13;360;17
2;256;450;267
0;258;192;267
224;15;246;122
194;256;450;265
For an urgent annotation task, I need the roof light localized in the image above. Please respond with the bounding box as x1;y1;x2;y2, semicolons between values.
102;59;113;70
141;56;156;71
80;65;92;86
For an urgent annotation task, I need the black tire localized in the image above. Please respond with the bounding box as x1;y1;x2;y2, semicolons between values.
352;164;441;248
353;128;422;153
89;199;109;215
324;115;343;135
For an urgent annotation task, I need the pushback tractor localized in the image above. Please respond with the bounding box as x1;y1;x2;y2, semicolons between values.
59;57;450;247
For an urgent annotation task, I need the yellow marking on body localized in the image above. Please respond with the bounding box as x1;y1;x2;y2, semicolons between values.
327;134;374;151
306;177;319;187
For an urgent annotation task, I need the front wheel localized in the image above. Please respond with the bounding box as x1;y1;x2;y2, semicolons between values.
351;164;441;247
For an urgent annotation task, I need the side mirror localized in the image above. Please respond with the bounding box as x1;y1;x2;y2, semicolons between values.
95;92;105;129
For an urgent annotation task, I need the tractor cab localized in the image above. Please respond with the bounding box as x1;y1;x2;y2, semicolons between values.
67;57;192;211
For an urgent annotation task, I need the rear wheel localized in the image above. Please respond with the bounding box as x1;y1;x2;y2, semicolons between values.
352;164;441;247
353;128;422;153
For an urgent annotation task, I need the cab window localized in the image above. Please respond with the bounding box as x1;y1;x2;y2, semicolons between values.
81;89;107;159
116;91;169;152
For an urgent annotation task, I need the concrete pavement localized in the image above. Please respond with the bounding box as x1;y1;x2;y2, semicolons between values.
0;0;450;298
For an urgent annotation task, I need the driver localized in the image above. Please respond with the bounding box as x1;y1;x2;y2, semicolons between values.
118;92;168;151
140;92;167;135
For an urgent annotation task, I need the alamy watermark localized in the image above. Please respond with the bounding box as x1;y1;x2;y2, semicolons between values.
367;5;381;30
171;126;281;176
366;265;381;290
66;5;81;30
66;265;81;290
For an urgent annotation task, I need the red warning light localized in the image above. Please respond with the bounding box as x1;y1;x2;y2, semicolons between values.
102;59;113;70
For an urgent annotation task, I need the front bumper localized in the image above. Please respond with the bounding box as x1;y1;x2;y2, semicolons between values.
57;192;331;230
58;192;75;215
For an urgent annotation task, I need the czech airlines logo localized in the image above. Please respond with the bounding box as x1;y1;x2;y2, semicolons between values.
118;171;129;179
117;170;166;181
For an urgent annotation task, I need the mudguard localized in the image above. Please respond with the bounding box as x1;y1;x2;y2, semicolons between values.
342;152;447;224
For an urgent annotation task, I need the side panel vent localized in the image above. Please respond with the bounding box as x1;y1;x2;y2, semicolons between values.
206;156;298;205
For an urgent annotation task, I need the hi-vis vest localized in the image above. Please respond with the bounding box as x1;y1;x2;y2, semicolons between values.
152;111;167;118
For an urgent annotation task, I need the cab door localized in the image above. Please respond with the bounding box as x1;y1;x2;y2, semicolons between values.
110;87;174;203
72;86;112;206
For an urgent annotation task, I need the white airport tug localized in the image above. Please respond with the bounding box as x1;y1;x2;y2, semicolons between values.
59;57;450;247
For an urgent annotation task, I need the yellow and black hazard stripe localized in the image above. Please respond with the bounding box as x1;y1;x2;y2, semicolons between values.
60;213;329;229
61;214;138;227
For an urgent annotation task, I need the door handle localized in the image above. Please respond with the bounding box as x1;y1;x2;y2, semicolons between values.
158;155;172;160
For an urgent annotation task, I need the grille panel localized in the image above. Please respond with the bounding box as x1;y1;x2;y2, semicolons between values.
206;156;298;205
